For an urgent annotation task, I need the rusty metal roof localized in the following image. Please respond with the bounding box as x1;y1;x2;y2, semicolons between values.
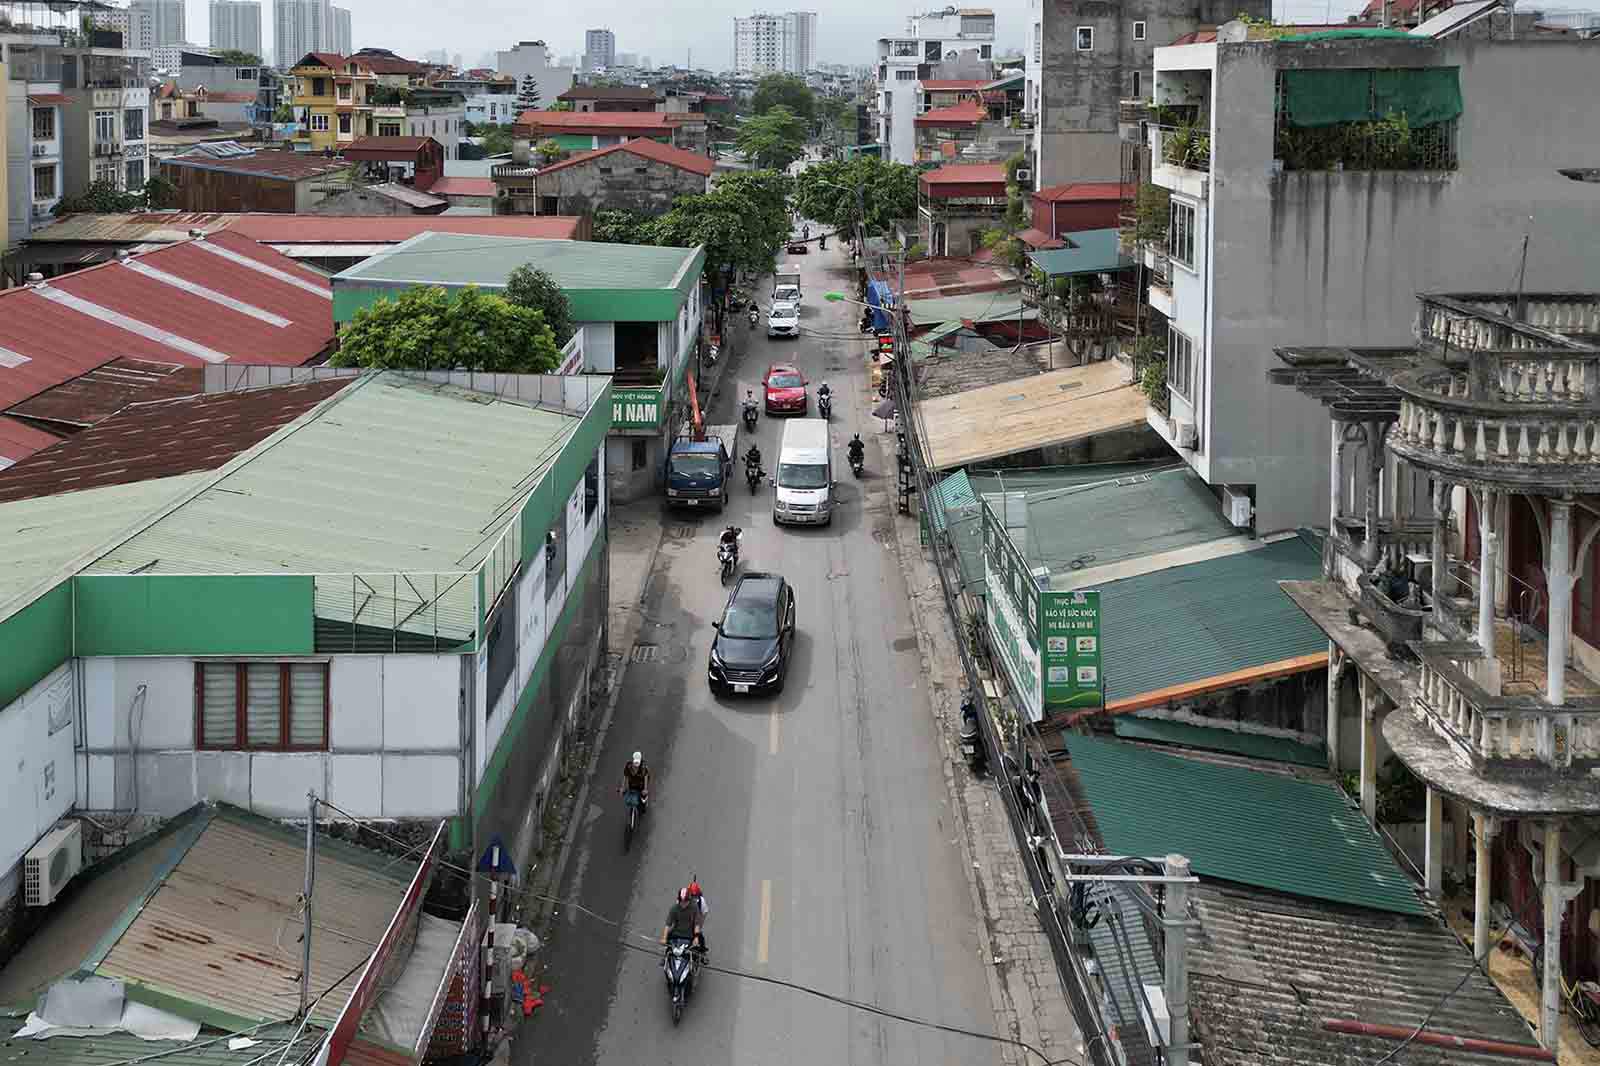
533;137;715;178
0;415;62;466
24;213;583;246
0;378;351;503
162;150;353;180
8;358;202;430
427;177;496;197
23;212;235;243
0;231;333;413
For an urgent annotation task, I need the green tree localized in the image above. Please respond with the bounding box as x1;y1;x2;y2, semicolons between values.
712;169;793;257
479;124;514;156
736;105;807;172
503;265;575;344
792;156;917;237
54;180;142;215
590;209;651;245
143;173;178;209
515;74;541;110
535;138;562;164
273;103;293;123
214;49;264;65
330;286;559;372
751;73;814;123
815;95;857;142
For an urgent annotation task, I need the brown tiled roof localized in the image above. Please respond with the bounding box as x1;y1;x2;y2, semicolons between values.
9;358;202;430
0;378;352;503
558;85;661;101
533;137;714;178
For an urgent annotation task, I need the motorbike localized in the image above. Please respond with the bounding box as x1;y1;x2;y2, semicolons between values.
818;391;832;420
742;400;758;430
860;311;875;334
718;540;737;584
958;693;988;775
848;449;864;478
748;306;759;329
663;937;698;1024
745;460;763;493
622;788;645;852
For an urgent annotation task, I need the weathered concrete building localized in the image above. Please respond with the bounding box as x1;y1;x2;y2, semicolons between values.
917;162;1006;257
1035;0;1267;187
160;148;354;212
1138;32;1600;535
498;137;712;217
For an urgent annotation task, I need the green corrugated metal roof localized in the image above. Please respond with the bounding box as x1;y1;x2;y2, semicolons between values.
921;321;967;345
1065;734;1424;914
0;474;205;620
1114;716;1327;767
1026;228;1130;277
930;469;975;535
966;461;1173;498
0;1023;322;1066
906;292;1032;326
337;232;701;291
1098;537;1327;705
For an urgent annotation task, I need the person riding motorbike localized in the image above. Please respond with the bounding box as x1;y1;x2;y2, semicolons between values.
687;880;710;960
748;304;759;328
719;525;742;566
802;223;810;240
742;389;758;419
744;444;764;482
661;887;701;950
848;433;865;468
819;232;827;250
619;751;650;813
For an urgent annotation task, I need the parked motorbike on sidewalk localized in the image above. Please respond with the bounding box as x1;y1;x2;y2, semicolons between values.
958;693;988;775
663;938;698;1024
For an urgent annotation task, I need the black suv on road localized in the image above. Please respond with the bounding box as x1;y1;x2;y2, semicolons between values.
708;572;796;696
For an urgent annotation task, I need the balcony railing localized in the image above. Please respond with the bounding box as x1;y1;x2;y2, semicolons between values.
491;162;538;181
1418;293;1600;355
1153;124;1209;173
1415;645;1600;772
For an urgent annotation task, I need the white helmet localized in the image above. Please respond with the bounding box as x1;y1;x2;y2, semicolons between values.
631;751;642;765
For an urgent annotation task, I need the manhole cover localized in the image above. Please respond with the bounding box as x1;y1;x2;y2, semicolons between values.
892;636;918;652
630;644;659;664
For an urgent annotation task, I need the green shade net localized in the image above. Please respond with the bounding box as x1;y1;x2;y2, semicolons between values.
1281;67;1462;128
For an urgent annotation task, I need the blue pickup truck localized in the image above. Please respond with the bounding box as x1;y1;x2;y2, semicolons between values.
665;424;738;511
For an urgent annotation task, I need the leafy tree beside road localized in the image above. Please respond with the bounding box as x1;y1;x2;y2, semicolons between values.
751;73;814;123
737;105;807;172
504;266;575;345
330;286;559;373
792;156;918;238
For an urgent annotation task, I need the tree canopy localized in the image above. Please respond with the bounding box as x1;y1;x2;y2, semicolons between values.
55;177;175;216
652;169;793;286
791;156;919;238
330;286;560;373
815;95;858;143
751;74;814;123
214;49;263;65
515;74;541;109
736;105;807;172
477;124;514;156
504;265;575;345
590;209;651;245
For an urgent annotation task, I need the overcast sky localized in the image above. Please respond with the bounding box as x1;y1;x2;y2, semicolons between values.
184;0;1365;68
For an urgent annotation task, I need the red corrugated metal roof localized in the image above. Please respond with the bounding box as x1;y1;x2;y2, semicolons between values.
914;99;986;127
0;378;352;503
427;177;496;197
345;135;434;154
920;162;1007;185
919;79;987;91
163;151;352;180
0;416;63;466
10;358;202;429
1033;181;1130;203
0;232;333;413
534;138;715;179
1016;227;1066;250
518;110;676;133
223;214;583;243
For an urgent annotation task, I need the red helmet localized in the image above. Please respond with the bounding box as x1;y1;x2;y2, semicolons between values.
688;881;702;897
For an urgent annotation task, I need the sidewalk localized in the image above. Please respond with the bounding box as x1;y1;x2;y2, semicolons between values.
887;500;1085;1066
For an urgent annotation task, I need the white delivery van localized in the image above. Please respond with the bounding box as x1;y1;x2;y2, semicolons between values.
773;265;802;305
773;418;833;526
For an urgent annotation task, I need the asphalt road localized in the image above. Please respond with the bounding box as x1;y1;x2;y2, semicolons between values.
516;234;1002;1066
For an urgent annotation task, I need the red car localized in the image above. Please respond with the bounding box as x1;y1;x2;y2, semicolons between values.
763;363;808;415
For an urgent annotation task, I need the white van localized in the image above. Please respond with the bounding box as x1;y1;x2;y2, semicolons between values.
773;418;833;526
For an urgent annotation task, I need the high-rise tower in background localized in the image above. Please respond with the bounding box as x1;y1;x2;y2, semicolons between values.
209;0;262;56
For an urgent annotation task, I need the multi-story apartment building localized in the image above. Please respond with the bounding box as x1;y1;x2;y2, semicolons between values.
495;40;574;110
97;7;154;53
209;0;262;57
1034;0;1266;188
132;0;186;46
289;50;375;151
59;45;152;196
151;42;208;74
732;11;817;74
333;6;351;57
371;87;465;160
273;0;332;70
584;28;616;71
873;6;994;165
2;35;65;244
1134;28;1600;535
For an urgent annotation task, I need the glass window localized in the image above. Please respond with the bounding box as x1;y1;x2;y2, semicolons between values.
32;107;54;140
777;462;828;489
895;69;916;81
93;161;119;185
125;158;144;189
94;110;116;142
1167;326;1195;401
32;165;56;200
1134;20;1147;40
1076;27;1095;51
1033;23;1042;61
338;113;351;134
123;107;144;141
310;113;329;131
1131;71;1142;99
197;663;328;750
1169;200;1196;268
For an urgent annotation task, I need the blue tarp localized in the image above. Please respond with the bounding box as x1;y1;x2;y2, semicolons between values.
866;280;895;332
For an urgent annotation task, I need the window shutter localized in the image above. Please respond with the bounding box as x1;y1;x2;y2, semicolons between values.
245;663;282;746
288;664;326;747
201;665;238;746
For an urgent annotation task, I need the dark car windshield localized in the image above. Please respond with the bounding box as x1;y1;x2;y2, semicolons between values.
722;600;777;639
777;462;828;489
769;373;803;388
671;454;721;479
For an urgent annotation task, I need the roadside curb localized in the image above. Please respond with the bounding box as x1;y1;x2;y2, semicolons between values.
884;504;1030;1066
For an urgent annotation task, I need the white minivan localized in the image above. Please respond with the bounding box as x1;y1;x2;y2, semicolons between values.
773;418;833;526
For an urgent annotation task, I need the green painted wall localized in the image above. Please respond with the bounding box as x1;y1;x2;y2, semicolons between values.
553;134;596;150
0;582;73;710
334;282;687;327
74;575;315;657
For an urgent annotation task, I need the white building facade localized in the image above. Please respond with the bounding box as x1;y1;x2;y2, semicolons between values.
272;0;332;68
209;0;262;57
2;35;65;244
132;0;185;46
495;41;574;110
874;6;994;165
333;6;351;57
584;28;615;71
733;11;818;74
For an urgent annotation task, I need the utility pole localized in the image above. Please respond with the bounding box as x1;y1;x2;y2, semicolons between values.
299;790;318;1018
1513;229;1531;323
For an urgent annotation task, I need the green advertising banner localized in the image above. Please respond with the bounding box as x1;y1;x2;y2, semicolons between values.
1041;590;1103;710
611;386;665;430
982;499;1042;721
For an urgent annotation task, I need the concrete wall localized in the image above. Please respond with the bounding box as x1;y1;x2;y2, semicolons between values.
535;154;707;217
408;104;463;161
1191;38;1600;533
1037;0;1267;186
0;663;77;900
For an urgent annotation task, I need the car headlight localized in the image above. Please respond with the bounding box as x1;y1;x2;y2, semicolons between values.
709;647;724;669
667;488;680;498
761;651;781;673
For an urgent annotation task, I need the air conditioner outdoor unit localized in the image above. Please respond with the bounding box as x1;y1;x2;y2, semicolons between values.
24;821;83;907
1172;418;1197;449
1014;167;1031;183
1222;485;1254;529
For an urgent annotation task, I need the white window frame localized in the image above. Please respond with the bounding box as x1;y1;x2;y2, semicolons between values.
1168;199;1197;270
32;164;56;201
1075;26;1095;51
93;109;117;143
1134;20;1147;40
124;158;144;189
32;106;55;140
93;161;119;186
309;113;330;132
1167;325;1195;402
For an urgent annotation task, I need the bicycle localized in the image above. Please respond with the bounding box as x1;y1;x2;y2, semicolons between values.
1533;944;1600;1046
